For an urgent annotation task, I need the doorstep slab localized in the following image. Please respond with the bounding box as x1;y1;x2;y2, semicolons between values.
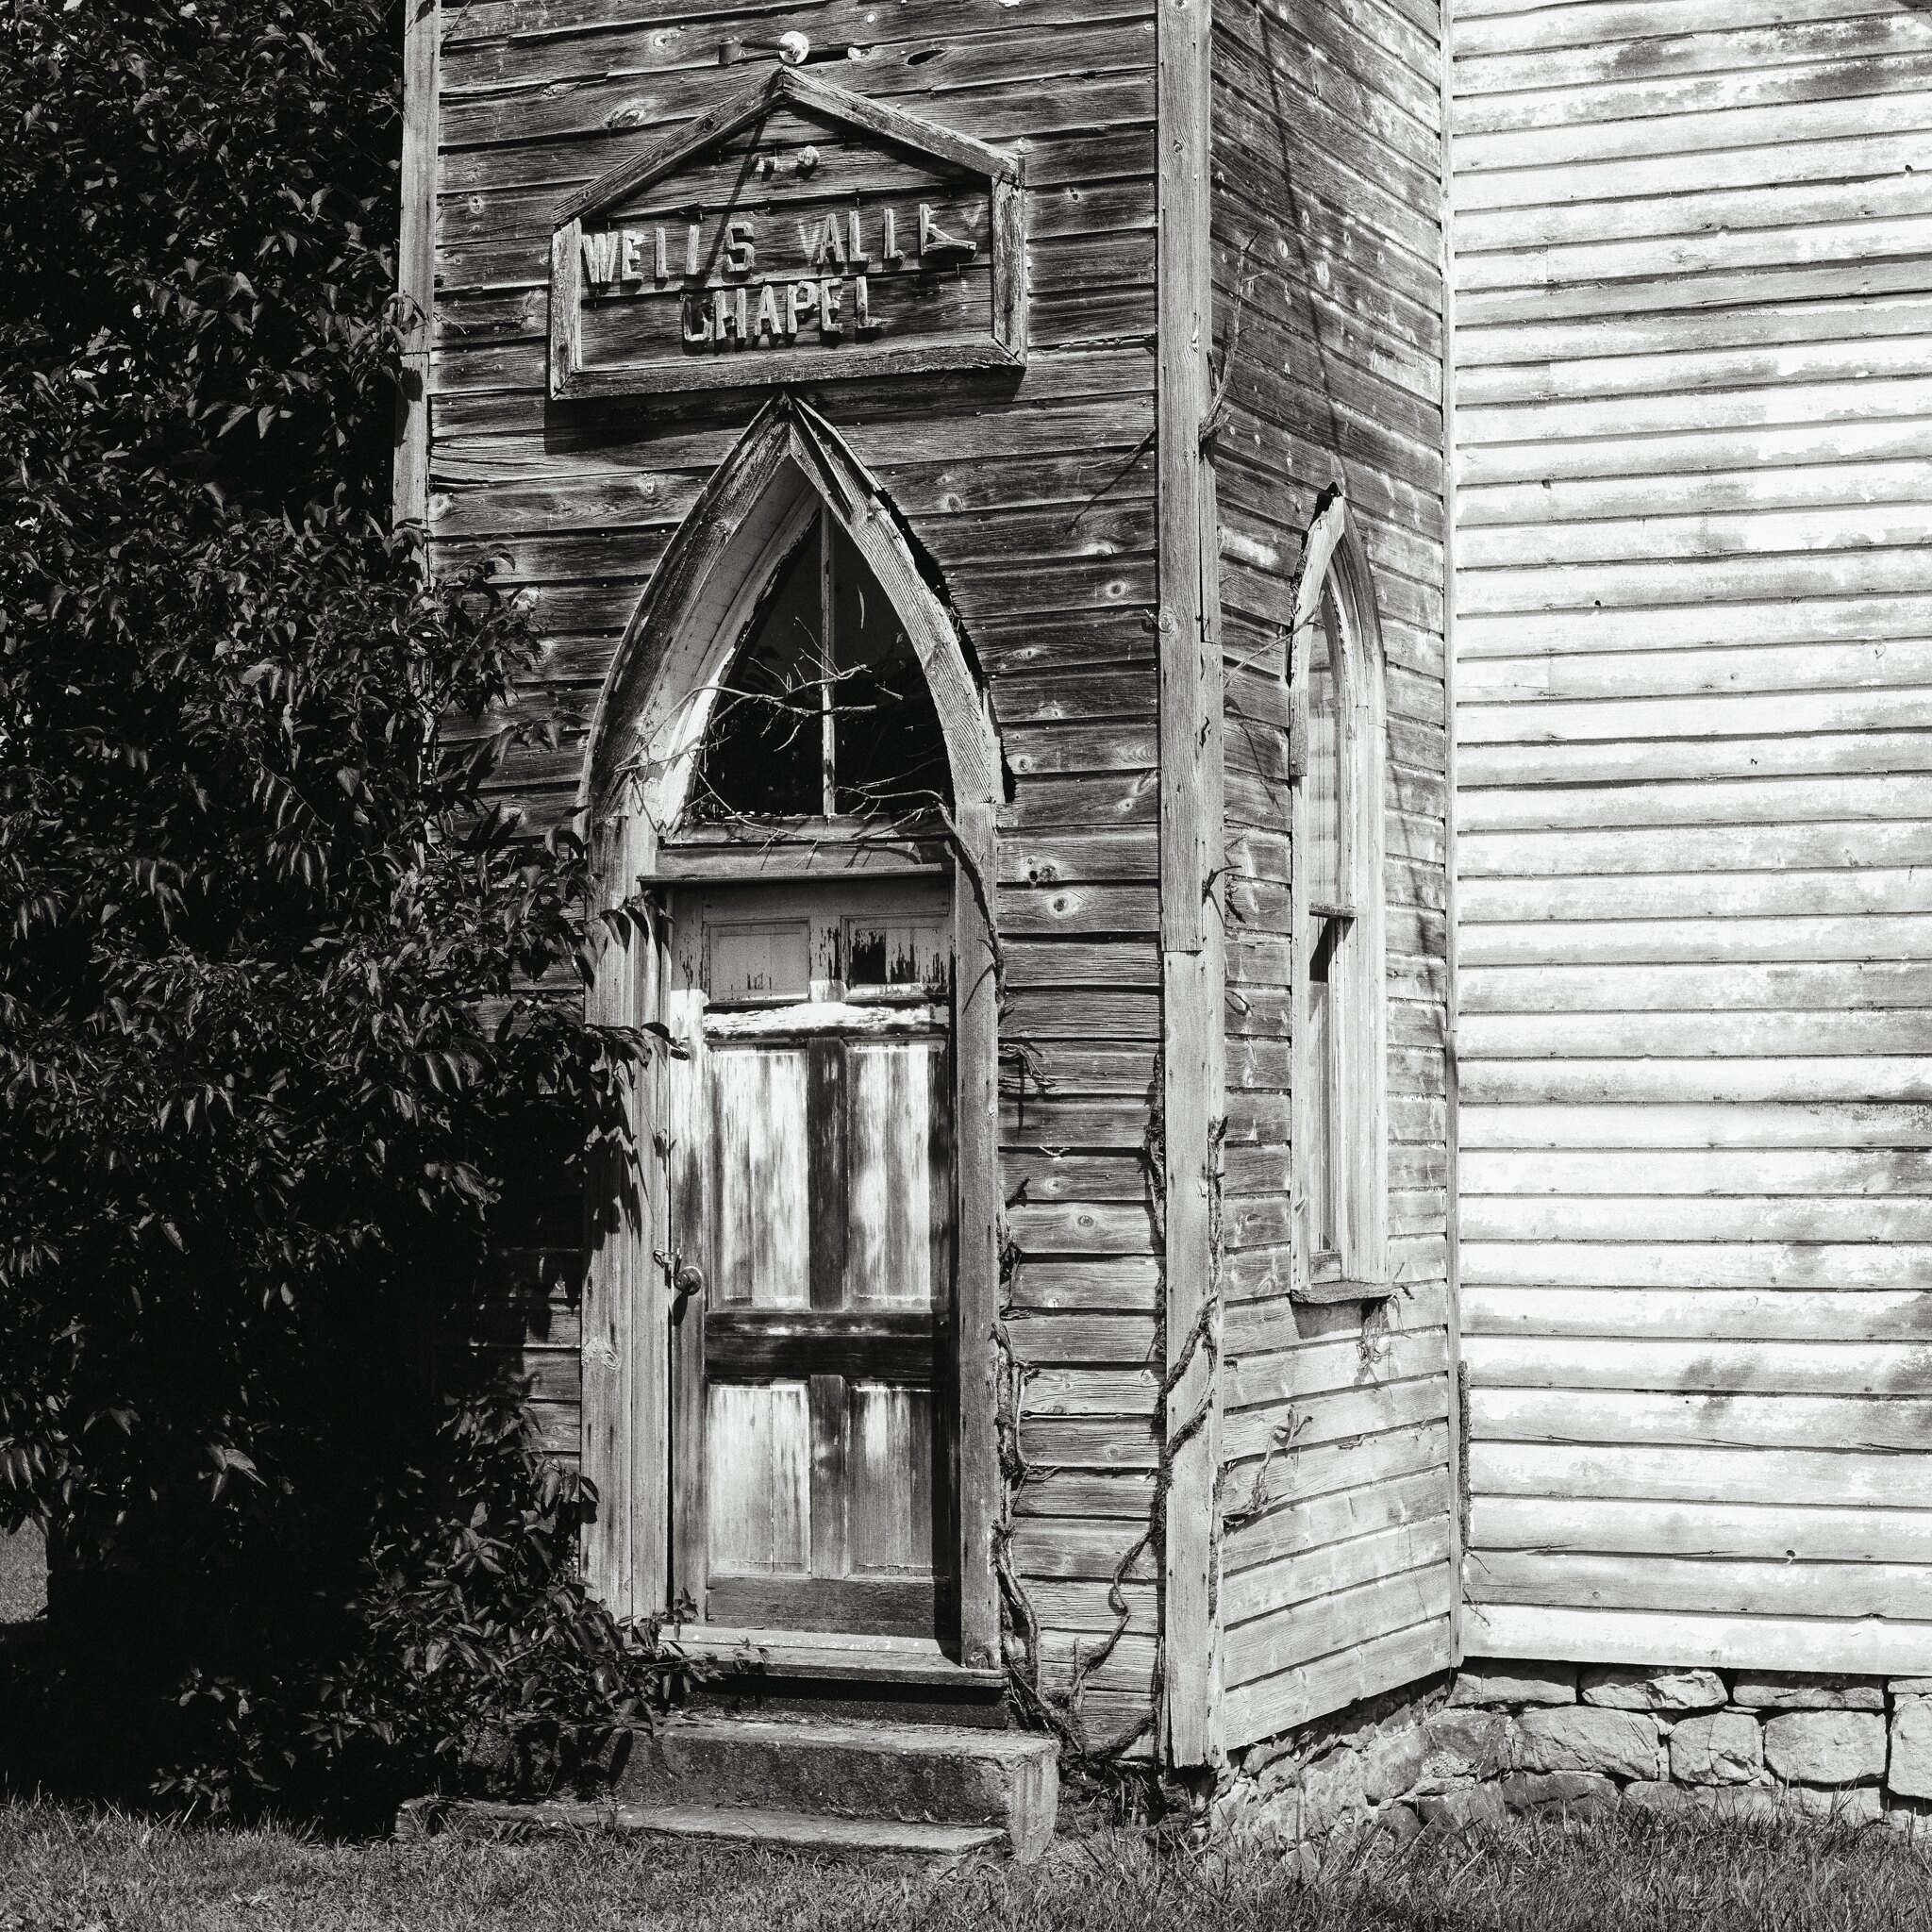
613;1803;1007;1857
615;1716;1058;1861
397;1795;1004;1859
669;1628;1007;1690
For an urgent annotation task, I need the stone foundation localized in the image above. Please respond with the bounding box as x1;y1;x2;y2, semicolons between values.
1213;1661;1932;1845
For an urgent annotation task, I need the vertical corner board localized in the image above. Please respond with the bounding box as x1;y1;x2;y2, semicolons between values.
547;65;1026;402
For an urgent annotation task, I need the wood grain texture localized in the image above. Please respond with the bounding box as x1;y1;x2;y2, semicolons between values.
393;0;440;532
1210;0;1453;1748
1158;0;1223;1771
1464;1603;1932;1677
1452;0;1932;1676
431;0;1166;1729
953;799;1004;1671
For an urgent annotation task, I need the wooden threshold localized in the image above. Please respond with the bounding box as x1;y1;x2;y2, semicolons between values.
644;848;947;885
666;1626;1007;1690
1290;1279;1395;1306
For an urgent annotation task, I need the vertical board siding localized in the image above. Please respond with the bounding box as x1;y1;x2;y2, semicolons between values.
1157;0;1224;1765
1451;0;1932;1671
1212;0;1457;1750
429;0;1163;1747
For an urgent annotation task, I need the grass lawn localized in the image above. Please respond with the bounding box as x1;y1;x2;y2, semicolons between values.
3;1801;1931;1932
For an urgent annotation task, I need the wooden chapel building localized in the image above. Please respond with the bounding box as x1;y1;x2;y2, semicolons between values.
398;0;1932;1790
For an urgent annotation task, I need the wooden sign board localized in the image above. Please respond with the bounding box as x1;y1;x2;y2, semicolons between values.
549;68;1025;401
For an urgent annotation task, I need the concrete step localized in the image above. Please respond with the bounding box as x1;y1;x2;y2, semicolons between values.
614;1803;1006;1857
403;1795;1006;1859
615;1716;1058;1861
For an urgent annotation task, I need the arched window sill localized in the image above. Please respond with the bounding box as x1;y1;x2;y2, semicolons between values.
646;814;952;884
1289;1279;1394;1307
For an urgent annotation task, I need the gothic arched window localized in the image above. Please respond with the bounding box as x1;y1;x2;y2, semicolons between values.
1291;515;1389;1296
691;508;952;824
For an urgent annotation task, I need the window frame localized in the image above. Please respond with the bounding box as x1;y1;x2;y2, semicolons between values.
1288;505;1390;1303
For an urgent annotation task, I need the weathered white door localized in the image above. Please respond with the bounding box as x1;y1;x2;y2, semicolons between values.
664;877;955;1640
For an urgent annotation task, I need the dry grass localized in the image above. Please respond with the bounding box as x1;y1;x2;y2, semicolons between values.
1;1798;1929;1932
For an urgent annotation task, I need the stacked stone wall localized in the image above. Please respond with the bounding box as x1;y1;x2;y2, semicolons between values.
1212;1659;1932;1845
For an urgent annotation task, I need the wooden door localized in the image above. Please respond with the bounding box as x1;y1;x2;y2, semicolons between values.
666;878;956;1640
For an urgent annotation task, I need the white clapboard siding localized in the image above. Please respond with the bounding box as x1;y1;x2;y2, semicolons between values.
1466;1605;1932;1675
1451;0;1932;1672
1474;1493;1932;1561
1467;736;1932;791
1459;174;1932;257
1459;874;1932;925
1461;461;1932;527
1455;294;1932;367
1466;1284;1932;1341
1453;0;1908;60
1463;916;1932;965
1462;1240;1932;1291
1463;639;1932;698
1462;1103;1932;1150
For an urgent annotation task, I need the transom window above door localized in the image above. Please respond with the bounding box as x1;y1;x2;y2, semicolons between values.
690;508;953;824
701;904;950;1007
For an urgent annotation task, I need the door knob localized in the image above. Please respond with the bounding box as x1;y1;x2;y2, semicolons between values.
672;1262;705;1307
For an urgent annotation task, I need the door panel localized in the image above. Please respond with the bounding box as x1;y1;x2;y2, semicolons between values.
708;1044;810;1308
706;1381;811;1575
848;1382;936;1575
847;1039;947;1307
670;879;955;1641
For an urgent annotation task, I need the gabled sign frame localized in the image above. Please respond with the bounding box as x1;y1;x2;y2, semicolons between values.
548;67;1026;401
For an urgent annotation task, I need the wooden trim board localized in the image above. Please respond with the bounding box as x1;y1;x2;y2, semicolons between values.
582;815;674;1623
1439;19;1468;1671
553;66;1020;227
391;0;438;536
952;797;1004;1673
1158;0;1224;1772
665;1627;1007;1689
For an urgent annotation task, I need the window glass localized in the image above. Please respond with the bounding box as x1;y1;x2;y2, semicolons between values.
690;526;822;820
1297;548;1380;1289
844;916;948;992
830;523;950;815
691;511;951;824
1307;916;1341;1257
1304;586;1343;913
708;920;811;1003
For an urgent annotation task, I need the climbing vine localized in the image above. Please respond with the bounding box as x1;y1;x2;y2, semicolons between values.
991;1034;1229;1813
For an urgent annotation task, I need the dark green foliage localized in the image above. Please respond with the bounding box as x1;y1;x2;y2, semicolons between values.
0;0;663;1819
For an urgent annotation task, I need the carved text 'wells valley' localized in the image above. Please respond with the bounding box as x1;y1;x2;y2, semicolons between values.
578;204;977;354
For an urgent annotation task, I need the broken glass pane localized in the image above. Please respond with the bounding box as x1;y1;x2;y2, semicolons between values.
689;525;824;820
691;511;953;824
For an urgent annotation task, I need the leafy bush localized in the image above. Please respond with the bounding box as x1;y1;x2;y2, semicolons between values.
0;0;665;1819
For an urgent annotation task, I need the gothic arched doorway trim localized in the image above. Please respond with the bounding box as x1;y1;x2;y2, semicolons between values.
581;395;999;842
578;398;1003;1680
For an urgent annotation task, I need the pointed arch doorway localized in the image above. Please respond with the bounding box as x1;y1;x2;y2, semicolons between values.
579;400;1002;1680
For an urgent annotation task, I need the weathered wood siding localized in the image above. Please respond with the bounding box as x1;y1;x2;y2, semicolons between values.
428;0;1164;1744
1451;0;1932;1671
1210;0;1457;1748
